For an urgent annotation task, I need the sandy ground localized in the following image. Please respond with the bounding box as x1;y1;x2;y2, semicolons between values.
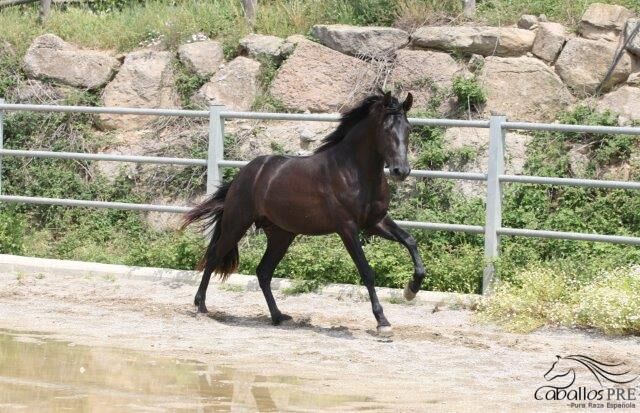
0;271;639;412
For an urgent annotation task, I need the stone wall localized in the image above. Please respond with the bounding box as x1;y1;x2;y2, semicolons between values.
4;2;640;226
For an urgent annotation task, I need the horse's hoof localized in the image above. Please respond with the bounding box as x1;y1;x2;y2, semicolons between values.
377;325;393;337
197;304;208;314
403;282;416;301
272;313;292;326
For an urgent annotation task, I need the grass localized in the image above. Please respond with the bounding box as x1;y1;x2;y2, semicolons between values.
478;265;640;335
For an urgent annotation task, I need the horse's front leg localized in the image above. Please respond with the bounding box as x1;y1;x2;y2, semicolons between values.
338;225;392;336
367;215;426;301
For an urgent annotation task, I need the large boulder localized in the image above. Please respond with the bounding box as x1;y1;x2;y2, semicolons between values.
532;22;566;63
597;85;640;123
192;56;261;110
23;34;120;89
555;38;632;96
270;38;376;112
578;3;634;42
625;19;640;57
411;26;535;57
239;34;293;63
100;50;179;130
443;127;531;198
389;49;466;112
177;40;224;77
311;24;408;58
478;56;574;122
232;119;334;160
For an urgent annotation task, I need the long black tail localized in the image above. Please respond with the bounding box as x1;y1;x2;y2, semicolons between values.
182;180;238;281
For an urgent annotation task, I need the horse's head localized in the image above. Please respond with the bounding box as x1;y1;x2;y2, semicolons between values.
544;355;573;382
372;91;413;182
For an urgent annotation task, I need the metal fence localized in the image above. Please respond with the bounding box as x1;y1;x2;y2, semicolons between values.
1;98;640;293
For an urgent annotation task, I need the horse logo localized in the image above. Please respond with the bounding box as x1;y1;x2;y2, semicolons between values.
544;355;638;388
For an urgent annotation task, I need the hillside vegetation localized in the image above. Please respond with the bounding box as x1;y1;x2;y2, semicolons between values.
1;0;640;55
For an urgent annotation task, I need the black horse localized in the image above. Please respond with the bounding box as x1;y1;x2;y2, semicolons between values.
183;91;426;335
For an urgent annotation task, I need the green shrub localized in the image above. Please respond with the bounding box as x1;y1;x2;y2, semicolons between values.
0;208;25;254
452;76;486;111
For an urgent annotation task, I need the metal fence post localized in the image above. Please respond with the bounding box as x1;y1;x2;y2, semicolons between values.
483;115;506;294
0;98;4;195
207;103;225;194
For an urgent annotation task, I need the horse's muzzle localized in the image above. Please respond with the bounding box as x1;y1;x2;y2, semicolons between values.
390;166;411;181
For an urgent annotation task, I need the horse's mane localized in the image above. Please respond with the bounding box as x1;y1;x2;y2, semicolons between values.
314;94;401;153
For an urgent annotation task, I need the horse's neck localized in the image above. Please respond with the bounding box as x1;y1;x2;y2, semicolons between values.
338;118;385;180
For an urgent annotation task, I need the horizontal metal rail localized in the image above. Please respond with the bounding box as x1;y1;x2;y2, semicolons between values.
500;174;640;190
220;111;339;122
0;193;482;234
0;103;209;118
397;221;484;233
0;149;207;166
498;227;640;246
0;195;191;213
0;104;489;128
504;121;640;135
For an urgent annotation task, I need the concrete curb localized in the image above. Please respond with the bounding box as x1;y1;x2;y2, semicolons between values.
0;254;480;308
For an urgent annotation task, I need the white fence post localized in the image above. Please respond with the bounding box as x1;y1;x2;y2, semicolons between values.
0;98;4;195
483;115;506;294
207;103;225;194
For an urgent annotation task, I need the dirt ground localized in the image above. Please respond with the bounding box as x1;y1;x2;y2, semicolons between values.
0;271;639;412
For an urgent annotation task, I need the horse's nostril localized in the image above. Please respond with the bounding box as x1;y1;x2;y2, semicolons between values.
392;167;401;175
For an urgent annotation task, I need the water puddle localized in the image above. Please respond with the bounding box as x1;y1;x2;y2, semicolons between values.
0;330;375;412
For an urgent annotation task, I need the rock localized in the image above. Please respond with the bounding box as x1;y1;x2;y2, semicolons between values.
532;22;566;63
177;40;224;77
443;127;531;198
192;56;261;110
479;56;574;121
232;120;334;160
625;19;640;57
555;38;632;96
389;49;466;112
518;15;539;30
538;14;548;23
627;72;640;86
270;38;376;112
239;34;293;63
411;26;535;57
568;144;590;177
468;54;485;72
311;24;408;58
597;85;640;123
23;34;120;89
100;50;179;130
578;3;634;42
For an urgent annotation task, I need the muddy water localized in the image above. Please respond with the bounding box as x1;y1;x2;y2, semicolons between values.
0;330;374;412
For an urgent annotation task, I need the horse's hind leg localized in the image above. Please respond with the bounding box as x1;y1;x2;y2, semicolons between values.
257;226;295;325
195;208;253;314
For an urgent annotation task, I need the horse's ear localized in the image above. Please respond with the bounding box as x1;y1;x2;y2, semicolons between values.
403;92;413;112
382;90;392;107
